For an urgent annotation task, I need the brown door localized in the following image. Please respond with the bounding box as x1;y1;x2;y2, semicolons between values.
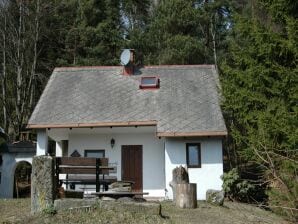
121;145;143;191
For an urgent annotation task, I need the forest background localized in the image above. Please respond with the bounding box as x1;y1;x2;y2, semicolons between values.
0;0;297;220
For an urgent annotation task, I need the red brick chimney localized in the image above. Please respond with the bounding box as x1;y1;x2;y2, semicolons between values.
121;49;135;76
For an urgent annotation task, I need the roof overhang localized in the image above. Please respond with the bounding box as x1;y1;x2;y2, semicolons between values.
157;131;227;137
27;120;158;129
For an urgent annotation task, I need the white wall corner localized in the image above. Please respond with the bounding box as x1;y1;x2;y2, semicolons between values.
36;129;48;156
164;137;224;200
55;141;62;157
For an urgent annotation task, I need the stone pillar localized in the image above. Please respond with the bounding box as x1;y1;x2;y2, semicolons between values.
36;129;48;156
31;156;55;214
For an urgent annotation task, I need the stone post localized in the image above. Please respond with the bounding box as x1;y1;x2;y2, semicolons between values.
31;155;55;214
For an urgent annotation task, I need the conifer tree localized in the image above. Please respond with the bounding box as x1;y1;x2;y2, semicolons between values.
221;0;297;218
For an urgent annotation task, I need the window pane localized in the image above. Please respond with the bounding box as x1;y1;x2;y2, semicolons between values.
141;77;157;85
85;150;105;158
188;145;199;166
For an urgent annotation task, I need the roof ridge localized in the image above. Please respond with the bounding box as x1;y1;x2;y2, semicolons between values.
54;64;215;72
54;66;122;72
144;64;215;69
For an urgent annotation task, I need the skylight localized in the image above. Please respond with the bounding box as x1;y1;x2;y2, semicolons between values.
139;77;160;89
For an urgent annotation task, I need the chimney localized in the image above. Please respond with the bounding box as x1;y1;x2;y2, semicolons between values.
120;49;135;75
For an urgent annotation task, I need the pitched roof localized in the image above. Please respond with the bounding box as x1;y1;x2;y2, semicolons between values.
7;141;36;153
28;65;227;136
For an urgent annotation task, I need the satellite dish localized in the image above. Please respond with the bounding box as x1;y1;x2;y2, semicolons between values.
120;49;131;65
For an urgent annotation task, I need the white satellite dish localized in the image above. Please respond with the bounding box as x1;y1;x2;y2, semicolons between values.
120;49;131;65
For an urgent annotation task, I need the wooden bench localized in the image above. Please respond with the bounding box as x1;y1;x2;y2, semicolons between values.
55;157;116;192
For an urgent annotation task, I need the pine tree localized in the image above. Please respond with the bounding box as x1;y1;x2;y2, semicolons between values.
221;0;297;218
52;0;123;66
145;0;206;65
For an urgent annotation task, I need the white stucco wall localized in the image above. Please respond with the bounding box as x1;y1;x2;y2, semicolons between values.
68;132;166;198
0;153;33;198
56;141;62;156
165;137;223;200
36;129;48;155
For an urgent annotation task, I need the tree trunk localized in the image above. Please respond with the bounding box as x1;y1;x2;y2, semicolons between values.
175;183;197;209
1;14;7;132
211;16;217;70
29;0;40;112
169;166;189;203
210;11;218;72
16;0;25;136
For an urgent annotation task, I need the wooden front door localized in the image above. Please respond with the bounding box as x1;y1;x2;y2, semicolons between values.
121;145;143;191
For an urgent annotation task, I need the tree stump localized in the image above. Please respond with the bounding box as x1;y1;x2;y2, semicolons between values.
169;166;189;202
175;183;197;209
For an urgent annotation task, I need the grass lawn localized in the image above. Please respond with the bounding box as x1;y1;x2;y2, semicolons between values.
0;198;291;224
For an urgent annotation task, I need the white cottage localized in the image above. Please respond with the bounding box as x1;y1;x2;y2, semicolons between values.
27;57;227;200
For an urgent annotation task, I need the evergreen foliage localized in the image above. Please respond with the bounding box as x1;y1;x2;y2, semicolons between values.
53;0;123;66
220;0;297;219
144;0;215;64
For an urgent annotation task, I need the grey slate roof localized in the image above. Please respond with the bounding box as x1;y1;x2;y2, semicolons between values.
28;65;227;135
8;141;36;153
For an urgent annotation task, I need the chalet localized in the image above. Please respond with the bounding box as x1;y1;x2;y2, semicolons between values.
27;50;227;200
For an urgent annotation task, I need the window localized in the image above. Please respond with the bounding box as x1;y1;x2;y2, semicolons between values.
139;76;160;89
186;143;201;168
84;149;105;158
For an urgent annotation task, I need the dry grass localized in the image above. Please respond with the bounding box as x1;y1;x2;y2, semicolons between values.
0;199;31;223
0;198;291;224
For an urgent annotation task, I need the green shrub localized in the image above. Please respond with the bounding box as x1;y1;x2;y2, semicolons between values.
221;168;255;202
266;160;298;221
42;205;57;215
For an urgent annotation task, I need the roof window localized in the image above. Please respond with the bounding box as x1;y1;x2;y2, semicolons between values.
139;76;160;89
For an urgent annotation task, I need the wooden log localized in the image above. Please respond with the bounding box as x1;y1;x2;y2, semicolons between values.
109;186;132;192
110;181;132;189
169;166;189;203
175;183;197;209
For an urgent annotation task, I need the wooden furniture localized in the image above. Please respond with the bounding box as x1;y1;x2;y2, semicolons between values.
91;191;149;199
55;157;116;192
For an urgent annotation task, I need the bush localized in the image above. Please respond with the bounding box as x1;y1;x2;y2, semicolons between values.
266;160;298;221
42;205;57;215
221;168;255;202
